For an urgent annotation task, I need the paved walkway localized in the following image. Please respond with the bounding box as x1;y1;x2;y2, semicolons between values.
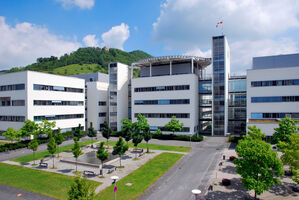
137;136;228;200
0;184;56;200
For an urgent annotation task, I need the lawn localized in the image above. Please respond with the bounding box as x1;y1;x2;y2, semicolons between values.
0;141;8;146
11;140;98;163
96;152;183;200
0;163;100;200
107;141;191;152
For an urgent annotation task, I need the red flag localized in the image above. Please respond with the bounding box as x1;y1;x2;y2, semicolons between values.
216;21;223;28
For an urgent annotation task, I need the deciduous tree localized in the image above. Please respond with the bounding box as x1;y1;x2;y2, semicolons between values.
165;116;184;135
54;128;64;157
68;176;95;200
29;139;39;165
20;120;39;138
272;117;298;144
143;126;152;153
102;121;112;146
47;133;57;168
73;124;83;142
3;127;22;143
112;137;128;167
121;118;133;145
96;142;108;175
234;126;283;199
87;122;97;146
72;141;83;171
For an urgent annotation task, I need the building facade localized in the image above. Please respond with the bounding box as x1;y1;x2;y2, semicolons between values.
0;71;85;132
247;54;299;136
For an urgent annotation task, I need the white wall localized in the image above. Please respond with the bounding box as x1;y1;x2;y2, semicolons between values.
247;66;299;136
132;74;198;135
87;81;108;130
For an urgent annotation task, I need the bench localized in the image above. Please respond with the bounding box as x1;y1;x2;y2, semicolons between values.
107;167;117;174
39;159;48;168
83;170;95;176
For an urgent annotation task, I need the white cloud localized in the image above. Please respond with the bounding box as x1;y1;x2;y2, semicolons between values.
153;0;299;72
230;38;298;72
82;34;99;47
56;0;95;9
0;16;80;69
101;23;130;50
184;48;211;58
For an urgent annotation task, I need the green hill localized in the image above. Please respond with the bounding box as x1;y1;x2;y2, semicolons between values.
6;47;152;76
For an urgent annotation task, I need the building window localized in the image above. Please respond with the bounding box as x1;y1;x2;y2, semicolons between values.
149;126;190;132
34;100;83;106
33;84;83;93
0;83;25;92
251;79;299;87
0;115;25;122
98;101;106;106
251;96;299;103
135;113;190;118
33;114;84;121
134;99;190;105
134;85;189;92
12;100;25;106
251;112;299;119
99;112;106;117
0;97;11;106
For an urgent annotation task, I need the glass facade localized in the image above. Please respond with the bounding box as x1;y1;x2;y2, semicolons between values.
251;112;299;119
251;79;299;87
212;36;227;136
251;96;299;103
134;99;190;105
109;63;118;130
229;79;246;92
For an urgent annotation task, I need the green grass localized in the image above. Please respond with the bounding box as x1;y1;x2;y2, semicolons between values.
48;63;108;75
96;152;183;200
0;163;100;200
107;141;191;152
0;141;8;146
11;140;98;163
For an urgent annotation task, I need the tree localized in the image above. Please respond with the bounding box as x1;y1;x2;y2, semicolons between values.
234;126;283;199
272;117;299;144
278;133;299;184
29;139;39;165
47;133;57;168
72;141;83;171
73;124;83;141
102;121;112;146
38;120;56;137
96;142;109;175
20;120;39;138
165;116;184;135
68;176;95;200
3;127;22;143
87;122;97;146
143;126;152;153
121;118;133;145
54;128;64;158
112;137;128;167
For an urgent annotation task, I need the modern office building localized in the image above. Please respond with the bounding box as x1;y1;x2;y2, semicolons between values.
247;53;299;136
212;35;230;136
0;71;85;132
71;72;109;129
108;62;129;131
131;56;211;135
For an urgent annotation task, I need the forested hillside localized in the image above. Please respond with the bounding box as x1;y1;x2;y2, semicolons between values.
6;47;152;76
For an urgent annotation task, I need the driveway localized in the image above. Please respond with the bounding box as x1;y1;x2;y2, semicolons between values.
137;136;228;200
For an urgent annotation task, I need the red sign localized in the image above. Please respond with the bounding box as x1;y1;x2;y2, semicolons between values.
114;186;117;192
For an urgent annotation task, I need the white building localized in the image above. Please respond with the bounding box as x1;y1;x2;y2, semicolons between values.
131;56;211;135
247;53;299;136
108;62;129;131
86;81;109;130
0;71;85;132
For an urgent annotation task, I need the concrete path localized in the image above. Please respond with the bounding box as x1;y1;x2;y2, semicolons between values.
137;136;228;200
0;184;56;200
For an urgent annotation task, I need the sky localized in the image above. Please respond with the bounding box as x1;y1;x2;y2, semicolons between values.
0;0;299;73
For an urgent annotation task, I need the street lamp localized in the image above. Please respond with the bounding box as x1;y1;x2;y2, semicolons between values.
111;175;119;200
192;189;201;200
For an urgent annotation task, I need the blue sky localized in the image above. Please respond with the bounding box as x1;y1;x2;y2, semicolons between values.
0;0;299;73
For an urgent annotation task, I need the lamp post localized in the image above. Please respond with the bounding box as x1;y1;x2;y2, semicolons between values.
192;189;201;200
111;175;119;200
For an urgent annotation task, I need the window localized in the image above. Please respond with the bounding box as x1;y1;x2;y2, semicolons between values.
33;100;83;106
0;115;25;122
0;83;25;92
98;101;106;106
99;112;106;117
12;100;25;106
251;112;299;119
134;113;190;118
134;99;189;105
33;84;83;93
33;114;84;121
134;85;189;92
251;79;299;87
251;96;299;103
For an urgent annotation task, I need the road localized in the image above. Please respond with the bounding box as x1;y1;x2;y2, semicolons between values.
137;136;227;200
0;184;56;200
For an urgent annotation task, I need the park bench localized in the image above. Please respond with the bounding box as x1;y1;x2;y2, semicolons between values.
83;170;96;176
39;159;48;168
107;166;117;174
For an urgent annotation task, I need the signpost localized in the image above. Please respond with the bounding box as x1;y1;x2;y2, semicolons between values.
111;176;119;200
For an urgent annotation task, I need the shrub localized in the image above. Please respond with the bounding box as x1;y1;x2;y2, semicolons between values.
222;178;231;186
229;136;244;143
152;133;203;142
229;156;236;161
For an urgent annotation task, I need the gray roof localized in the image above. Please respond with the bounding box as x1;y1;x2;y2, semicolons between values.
253;53;299;70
